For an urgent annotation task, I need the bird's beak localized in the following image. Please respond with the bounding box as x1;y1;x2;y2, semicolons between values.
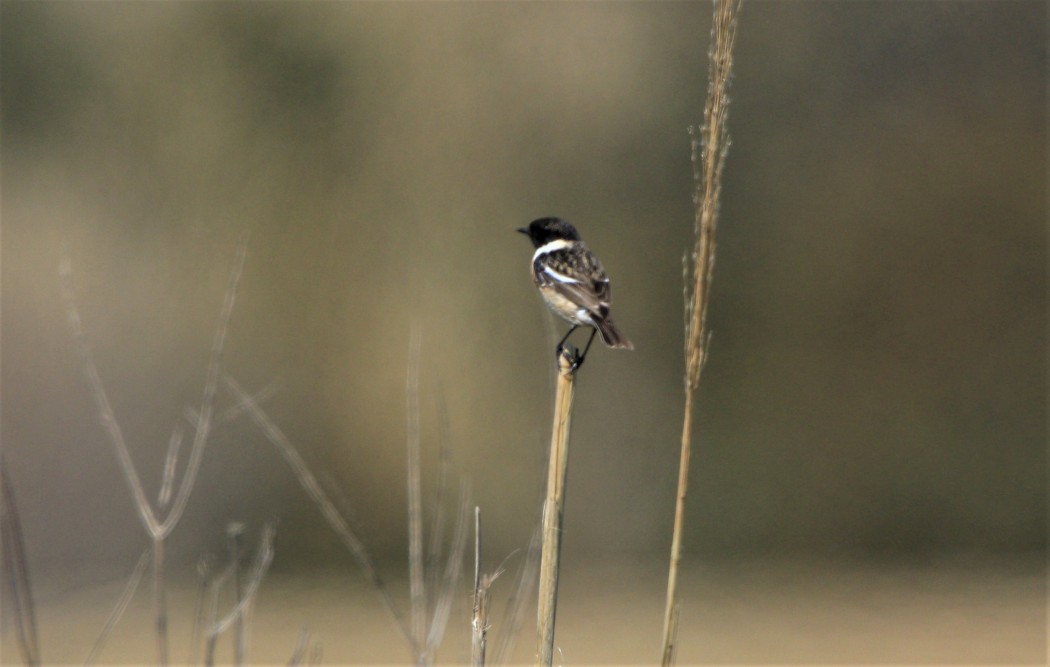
516;227;529;235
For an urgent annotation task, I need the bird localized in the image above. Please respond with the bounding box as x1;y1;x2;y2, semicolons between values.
517;217;633;369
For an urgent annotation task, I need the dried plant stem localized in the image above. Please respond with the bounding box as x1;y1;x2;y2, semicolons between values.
661;1;740;665
406;328;427;661
492;525;541;664
85;548;152;665
204;524;275;667
1;460;40;667
152;538;169;663
188;555;214;665
286;625;313;667
228;523;246;666
59;240;247;667
471;507;486;667
223;374;414;646
422;480;471;657
536;351;576;666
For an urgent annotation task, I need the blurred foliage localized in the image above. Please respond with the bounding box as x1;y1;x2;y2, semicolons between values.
1;1;1044;581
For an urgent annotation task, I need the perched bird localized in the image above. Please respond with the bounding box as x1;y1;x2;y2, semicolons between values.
518;217;633;369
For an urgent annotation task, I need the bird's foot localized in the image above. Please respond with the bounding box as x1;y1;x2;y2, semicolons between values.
556;342;585;374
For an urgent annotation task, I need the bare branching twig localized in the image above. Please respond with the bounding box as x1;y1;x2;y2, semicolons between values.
60;239;248;666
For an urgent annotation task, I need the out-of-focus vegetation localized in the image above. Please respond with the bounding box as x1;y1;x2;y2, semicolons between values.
2;0;1043;582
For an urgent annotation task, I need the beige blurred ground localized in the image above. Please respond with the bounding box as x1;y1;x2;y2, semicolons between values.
3;556;1043;665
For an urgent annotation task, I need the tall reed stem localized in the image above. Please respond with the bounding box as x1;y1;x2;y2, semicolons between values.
536;351;576;666
471;507;487;667
661;1;740;665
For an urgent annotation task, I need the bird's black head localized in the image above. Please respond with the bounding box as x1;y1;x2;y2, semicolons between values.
516;217;581;249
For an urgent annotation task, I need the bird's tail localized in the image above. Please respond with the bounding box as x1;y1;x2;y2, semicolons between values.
595;318;634;350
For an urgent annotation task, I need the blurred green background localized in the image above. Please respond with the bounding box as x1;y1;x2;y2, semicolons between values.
1;0;1045;661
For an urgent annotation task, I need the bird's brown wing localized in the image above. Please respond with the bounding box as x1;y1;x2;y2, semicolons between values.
534;245;612;319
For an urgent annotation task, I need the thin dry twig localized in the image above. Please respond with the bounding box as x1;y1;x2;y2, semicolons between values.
286;625;312;667
425;385;452;609
223;373;414;647
536;351;577;666
396;327;475;663
227;522;247;666
406;327;427;659
1;459;41;667
60;239;248;666
208;524;275;636
157;424;183;510
405;333;472;665
184;381;280;430
188;554;216;666
204;523;276;667
423;480;471;657
471;507;488;667
492;525;541;665
661;1;741;665
84;548;152;665
229;330;468;664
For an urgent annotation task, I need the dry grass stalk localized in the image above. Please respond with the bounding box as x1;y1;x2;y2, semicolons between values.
188;554;215;665
85;547;151;665
660;1;741;665
227;523;247;665
227;348;471;665
60;240;247;666
471;507;487;667
492;525;541;664
421;480;471;658
536;350;577;666
406;328;427;658
286;625;316;667
1;460;41;667
222;374;415;646
204;523;276;667
406;328;473;664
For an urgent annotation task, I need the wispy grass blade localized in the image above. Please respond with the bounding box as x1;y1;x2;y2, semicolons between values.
188;554;215;665
406;326;426;659
492;524;541;665
59;255;161;536
227;523;247;666
1;459;41;667
424;384;452;609
156;238;246;538
223;373;414;647
206;523;275;638
287;625;312;667
84;548;152;665
157;424;184;510
424;479;470;655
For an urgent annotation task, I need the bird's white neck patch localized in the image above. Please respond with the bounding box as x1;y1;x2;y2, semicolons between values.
533;238;573;262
